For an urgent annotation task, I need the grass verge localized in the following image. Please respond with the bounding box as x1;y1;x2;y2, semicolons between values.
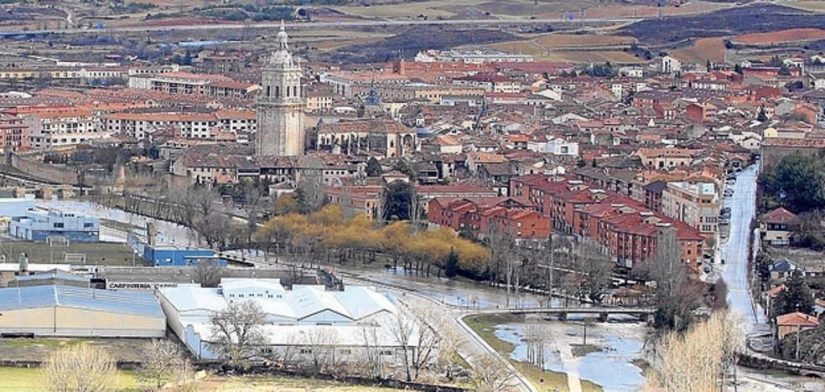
464;313;604;392
0;367;142;392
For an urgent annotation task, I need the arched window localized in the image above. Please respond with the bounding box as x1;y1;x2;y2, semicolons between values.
293;86;298;97
265;86;270;97
275;86;280;98
285;85;290;98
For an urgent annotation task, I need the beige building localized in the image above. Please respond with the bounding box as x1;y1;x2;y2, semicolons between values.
0;285;166;337
256;23;305;157
662;182;720;239
23;109;109;149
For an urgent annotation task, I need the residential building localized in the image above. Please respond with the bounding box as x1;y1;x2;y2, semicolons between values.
103;110;256;140
128;72;259;99
0;113;31;152
776;311;819;340
760;207;798;246
21;109;107;149
662;182;720;238
660;56;682;74
427;197;550;241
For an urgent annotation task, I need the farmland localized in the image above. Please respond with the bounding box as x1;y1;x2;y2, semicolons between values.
670;37;728;64
621;4;825;45
732;28;825;45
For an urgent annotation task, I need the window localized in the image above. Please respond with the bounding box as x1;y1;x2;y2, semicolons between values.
379;350;394;356
53;222;64;228
83;223;94;228
338;349;352;355
299;348;313;354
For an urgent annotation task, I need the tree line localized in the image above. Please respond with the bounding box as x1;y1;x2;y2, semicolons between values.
255;204;490;276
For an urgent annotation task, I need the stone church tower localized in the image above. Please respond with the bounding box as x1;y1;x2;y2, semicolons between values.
255;22;305;157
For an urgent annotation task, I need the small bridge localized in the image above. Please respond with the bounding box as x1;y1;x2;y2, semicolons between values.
470;306;656;322
740;352;825;378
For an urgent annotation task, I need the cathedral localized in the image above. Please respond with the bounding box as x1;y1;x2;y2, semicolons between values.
255;22;305;157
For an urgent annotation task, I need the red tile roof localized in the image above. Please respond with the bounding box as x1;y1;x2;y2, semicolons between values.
776;312;819;327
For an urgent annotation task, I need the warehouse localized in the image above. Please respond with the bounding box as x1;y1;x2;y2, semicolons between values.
0;285;166;337
159;279;419;362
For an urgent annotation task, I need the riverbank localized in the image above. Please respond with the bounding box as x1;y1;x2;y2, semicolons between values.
464;313;613;392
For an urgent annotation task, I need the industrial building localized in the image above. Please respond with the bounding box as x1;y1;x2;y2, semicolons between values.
0;285;166;337
158;279;418;362
127;232;226;267
8;208;100;242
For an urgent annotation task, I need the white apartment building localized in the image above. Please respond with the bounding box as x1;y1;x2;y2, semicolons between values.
527;137;579;156
662;181;719;238
103;110;256;140
23;110;109;149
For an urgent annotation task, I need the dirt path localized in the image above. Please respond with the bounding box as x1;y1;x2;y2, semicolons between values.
547;326;583;392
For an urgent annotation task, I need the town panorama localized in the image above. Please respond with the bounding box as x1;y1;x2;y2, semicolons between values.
0;1;824;391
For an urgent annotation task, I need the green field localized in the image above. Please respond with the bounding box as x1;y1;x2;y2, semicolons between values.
0;241;146;266
464;314;602;392
0;367;143;392
0;368;401;392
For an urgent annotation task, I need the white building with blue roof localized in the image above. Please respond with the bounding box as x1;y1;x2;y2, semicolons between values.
158;278;419;363
0;285;166;337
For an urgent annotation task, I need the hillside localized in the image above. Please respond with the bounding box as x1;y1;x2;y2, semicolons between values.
620;4;825;45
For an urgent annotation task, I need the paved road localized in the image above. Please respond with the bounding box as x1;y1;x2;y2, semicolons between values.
719;164;766;331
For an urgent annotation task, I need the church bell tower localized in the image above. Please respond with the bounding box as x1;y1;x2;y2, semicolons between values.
255;21;305;157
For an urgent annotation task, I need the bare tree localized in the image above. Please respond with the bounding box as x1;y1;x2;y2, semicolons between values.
486;223;517;307
648;227;703;331
645;310;744;391
195;212;239;250
524;322;547;368
574;239;613;304
139;339;192;390
193;259;225;288
470;354;516;392
42;344;117;392
390;301;441;381
433;319;464;380
295;172;326;214
302;328;341;374
209;300;268;370
359;325;386;379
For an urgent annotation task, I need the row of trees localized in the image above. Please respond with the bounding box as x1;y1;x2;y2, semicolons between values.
255;204;490;275
643;311;744;391
42;340;191;392
206;298;466;385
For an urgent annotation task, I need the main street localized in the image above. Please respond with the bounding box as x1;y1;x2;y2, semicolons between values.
718;164;766;331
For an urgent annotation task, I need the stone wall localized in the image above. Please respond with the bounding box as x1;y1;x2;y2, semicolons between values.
7;152;79;184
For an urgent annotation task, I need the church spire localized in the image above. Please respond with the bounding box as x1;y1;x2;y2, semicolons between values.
277;20;289;51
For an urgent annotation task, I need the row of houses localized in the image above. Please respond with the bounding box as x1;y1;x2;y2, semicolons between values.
426;173;706;270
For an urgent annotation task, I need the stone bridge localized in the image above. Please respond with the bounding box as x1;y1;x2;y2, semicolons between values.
740;352;825;378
